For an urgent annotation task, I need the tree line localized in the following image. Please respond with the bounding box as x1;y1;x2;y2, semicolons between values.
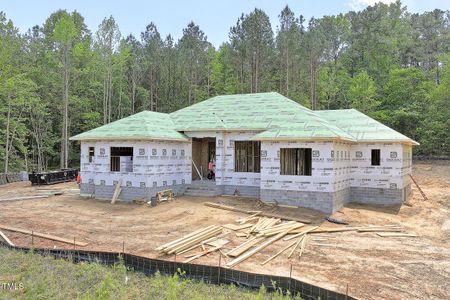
0;0;449;172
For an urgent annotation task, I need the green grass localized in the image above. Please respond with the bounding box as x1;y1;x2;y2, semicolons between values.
0;247;302;300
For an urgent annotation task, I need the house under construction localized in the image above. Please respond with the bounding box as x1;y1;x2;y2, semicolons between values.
70;92;417;213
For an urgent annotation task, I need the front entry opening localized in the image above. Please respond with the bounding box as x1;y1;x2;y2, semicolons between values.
192;138;216;181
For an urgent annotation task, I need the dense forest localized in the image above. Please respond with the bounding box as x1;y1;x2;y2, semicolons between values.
0;1;449;172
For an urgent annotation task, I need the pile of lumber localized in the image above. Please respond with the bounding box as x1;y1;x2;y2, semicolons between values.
248;217;281;234
225;222;304;268
157;203;417;269
156;189;174;204
156;225;223;255
204;202;311;223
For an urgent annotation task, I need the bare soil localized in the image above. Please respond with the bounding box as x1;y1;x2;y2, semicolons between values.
0;161;449;300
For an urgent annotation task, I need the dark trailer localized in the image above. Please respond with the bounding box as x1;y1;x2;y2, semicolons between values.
28;169;78;186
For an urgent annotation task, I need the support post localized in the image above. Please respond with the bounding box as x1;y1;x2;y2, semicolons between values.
289;264;293;293
218;252;222;284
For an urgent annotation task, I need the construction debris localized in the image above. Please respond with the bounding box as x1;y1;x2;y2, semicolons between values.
0;224;88;247
156;210;415;269
222;223;253;231
376;233;418;237
183;245;223;263
261;240;297;265
156;189;174;204
204;202;311;223
156;225;223;255
205;238;230;248
225;223;304;268
288;235;305;258
226;237;264;257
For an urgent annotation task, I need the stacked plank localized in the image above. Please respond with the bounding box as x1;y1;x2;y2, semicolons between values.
248;217;280;234
225;222;304;268
256;221;304;237
156;225;223;255
203;202;311;223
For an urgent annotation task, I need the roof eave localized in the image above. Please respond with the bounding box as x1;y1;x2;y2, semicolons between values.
355;139;419;145
250;136;357;142
69;136;190;142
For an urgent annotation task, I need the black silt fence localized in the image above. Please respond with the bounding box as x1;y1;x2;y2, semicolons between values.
0;242;354;300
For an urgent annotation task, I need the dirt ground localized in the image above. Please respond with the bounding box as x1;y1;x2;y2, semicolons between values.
0;161;449;300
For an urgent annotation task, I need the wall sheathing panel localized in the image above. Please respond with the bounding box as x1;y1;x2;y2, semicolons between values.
260;140;335;192
331;141;352;192
349;143;405;190
80;140;192;192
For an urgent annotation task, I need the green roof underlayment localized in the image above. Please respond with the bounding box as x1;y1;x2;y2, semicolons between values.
70;92;417;145
170;92;356;141
315;109;418;145
70;111;189;142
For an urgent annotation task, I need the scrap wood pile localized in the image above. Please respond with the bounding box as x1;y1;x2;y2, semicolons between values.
155;202;417;268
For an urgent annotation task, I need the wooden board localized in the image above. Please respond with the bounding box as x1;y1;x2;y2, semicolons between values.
222;223;253;231
0;195;49;201
0;224;88;247
357;228;403;233
111;179;122;204
183;245;222;263
226;237;264;257
0;230;14;246
284;226;319;241
205;238;230;248
204;202;311;224
376;233;418;237
225;224;303;268
261;240;297;265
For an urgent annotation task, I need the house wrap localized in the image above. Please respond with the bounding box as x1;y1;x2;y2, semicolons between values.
70;92;417;213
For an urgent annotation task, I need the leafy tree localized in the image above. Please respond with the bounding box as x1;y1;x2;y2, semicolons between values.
347;71;378;113
95;16;121;124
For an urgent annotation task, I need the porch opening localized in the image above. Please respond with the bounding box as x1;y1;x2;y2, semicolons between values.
110;147;133;172
192;138;216;180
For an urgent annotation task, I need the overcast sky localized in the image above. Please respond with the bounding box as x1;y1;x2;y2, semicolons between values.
1;0;449;47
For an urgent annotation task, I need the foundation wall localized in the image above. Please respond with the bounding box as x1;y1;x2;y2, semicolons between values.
80;183;187;201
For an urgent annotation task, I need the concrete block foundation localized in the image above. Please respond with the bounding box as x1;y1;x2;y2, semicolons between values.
261;186;405;214
218;185;260;198
80;183;187;201
80;182;408;214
